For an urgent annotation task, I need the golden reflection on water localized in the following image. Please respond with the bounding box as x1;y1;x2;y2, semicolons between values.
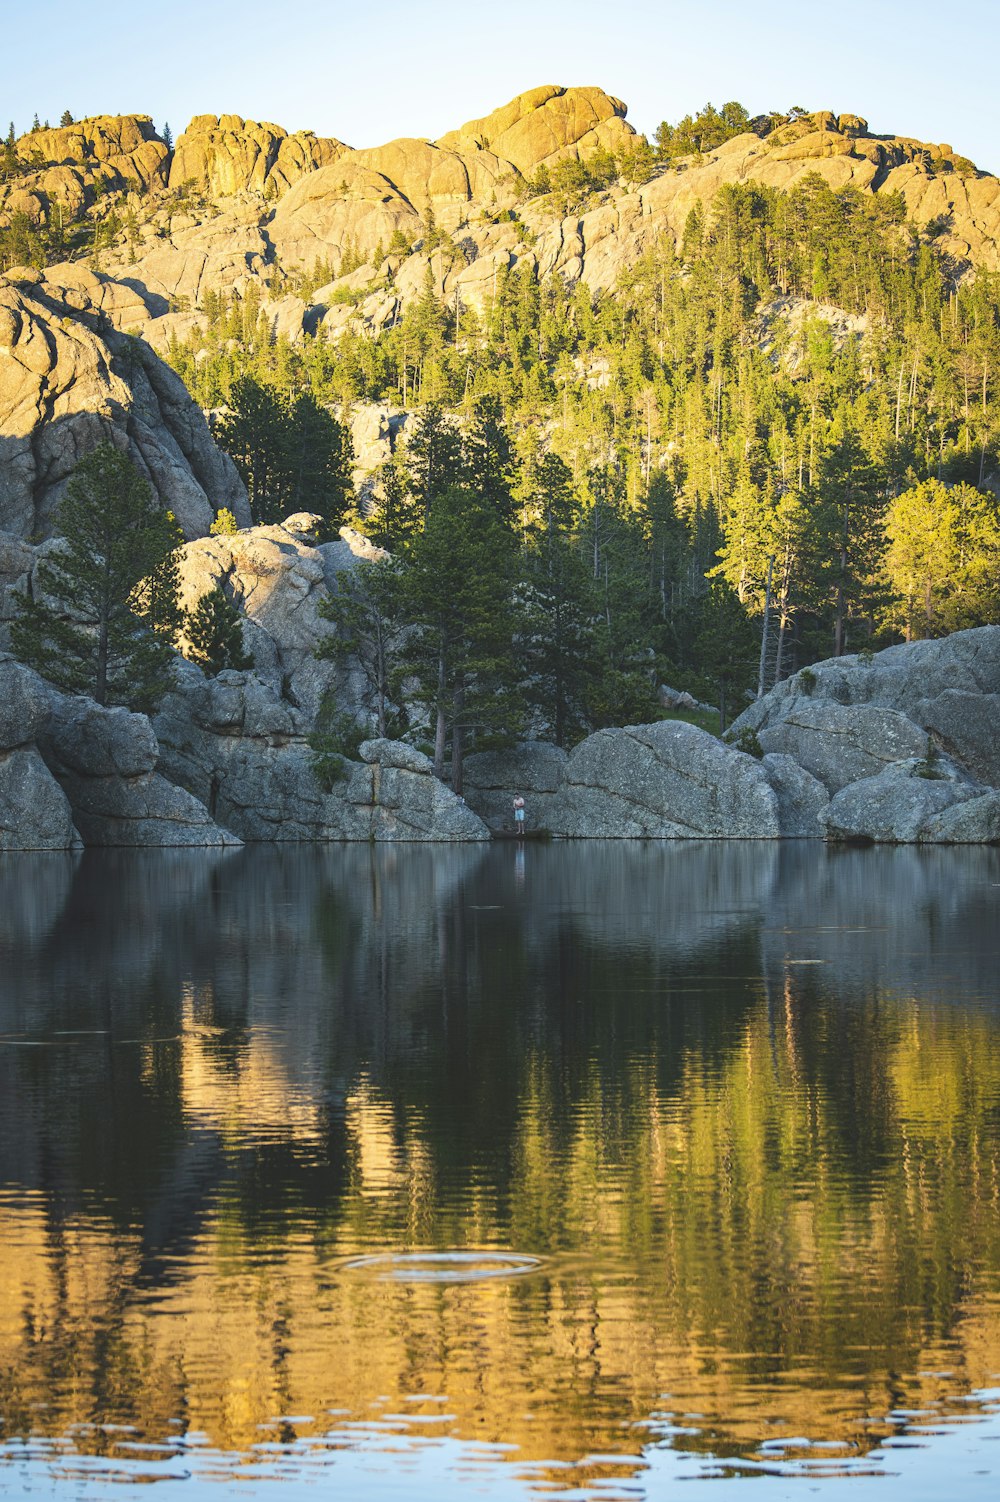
1;843;999;1495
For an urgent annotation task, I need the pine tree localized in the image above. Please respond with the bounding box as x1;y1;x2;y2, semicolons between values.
59;110;74;128
399;482;523;790
215;377;352;529
186;585;253;675
317;558;408;737
11;444;181;709
520;454;597;746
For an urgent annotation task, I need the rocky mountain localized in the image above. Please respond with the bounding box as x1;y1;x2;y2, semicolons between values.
5;86;1000;364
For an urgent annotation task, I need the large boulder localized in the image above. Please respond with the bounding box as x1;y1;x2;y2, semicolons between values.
168;114;348;198
914;690;1000;788
153;670;486;842
462;741;569;833
152;662;342;840
825;758;1000;844
438;85;635;174
0;747;80;851
0;655;53;750
760;753;830;838
731;629;1000;800
41;689;239;847
46;699;158;778
757;702;928;793
545;722;780;838
0;275;249;540
355;740;490;840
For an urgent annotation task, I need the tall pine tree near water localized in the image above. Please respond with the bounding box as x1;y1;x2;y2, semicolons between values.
11;444;182;709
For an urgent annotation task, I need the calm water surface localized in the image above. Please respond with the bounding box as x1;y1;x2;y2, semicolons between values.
1;841;1000;1499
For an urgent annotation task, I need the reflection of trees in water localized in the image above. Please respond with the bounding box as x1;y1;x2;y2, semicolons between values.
0;843;999;1470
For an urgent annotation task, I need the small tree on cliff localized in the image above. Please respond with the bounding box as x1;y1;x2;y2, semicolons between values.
11;443;182;709
186;584;253;676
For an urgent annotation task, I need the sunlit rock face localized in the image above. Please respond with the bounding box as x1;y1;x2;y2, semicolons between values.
167;114;348;198
0;275;249;541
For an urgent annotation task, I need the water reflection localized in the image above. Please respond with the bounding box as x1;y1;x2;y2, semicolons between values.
1;842;999;1497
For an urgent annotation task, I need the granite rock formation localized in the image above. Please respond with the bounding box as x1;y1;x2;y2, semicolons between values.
0;273;249;539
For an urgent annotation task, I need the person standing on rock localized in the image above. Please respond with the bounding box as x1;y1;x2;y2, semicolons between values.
513;794;526;834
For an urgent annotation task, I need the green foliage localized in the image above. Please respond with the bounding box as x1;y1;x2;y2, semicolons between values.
724;725;764;758
11;444;181;709
654;101;755;162
317;560;408;738
215;377;353;528
308;697;366;788
209;508;239;536
186;585;253;676
883;478;1000;638
156;151;1000;706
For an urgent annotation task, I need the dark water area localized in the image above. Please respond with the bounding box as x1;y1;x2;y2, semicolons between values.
1;841;1000;1499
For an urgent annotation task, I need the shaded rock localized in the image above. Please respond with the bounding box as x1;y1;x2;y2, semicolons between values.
921;793;1000;843
172;517;377;719
46;699;158;778
0;656;53;750
733;628;1000;738
152;663;334;841
154;670;485;842
49;764;242;847
0;746;80;851
463;740;569;832
0;534;34;623
545;722;779;838
732;630;1000;802
359;737;431;773
35;683;239;847
825;758;995;843
914;689;1000;788
757;702;928;793
761;753;830;837
351;740;489;841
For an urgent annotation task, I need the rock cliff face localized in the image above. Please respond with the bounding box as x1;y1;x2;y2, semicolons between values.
172;514;380;718
438;85;634;173
0;116;168;231
0;273;249;539
168;115;348;198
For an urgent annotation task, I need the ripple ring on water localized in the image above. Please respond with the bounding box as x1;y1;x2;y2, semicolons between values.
341;1251;544;1283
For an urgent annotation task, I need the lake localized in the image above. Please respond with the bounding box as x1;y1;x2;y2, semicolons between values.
1;841;999;1499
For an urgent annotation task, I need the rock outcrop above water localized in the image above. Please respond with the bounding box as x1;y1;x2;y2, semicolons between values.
0;658;80;850
728;626;1000;844
545;722;782;838
0;274;249;540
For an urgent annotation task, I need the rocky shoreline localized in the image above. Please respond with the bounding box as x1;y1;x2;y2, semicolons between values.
2;621;999;851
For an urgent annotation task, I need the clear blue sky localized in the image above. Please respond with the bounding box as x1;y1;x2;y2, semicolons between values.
6;0;998;171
